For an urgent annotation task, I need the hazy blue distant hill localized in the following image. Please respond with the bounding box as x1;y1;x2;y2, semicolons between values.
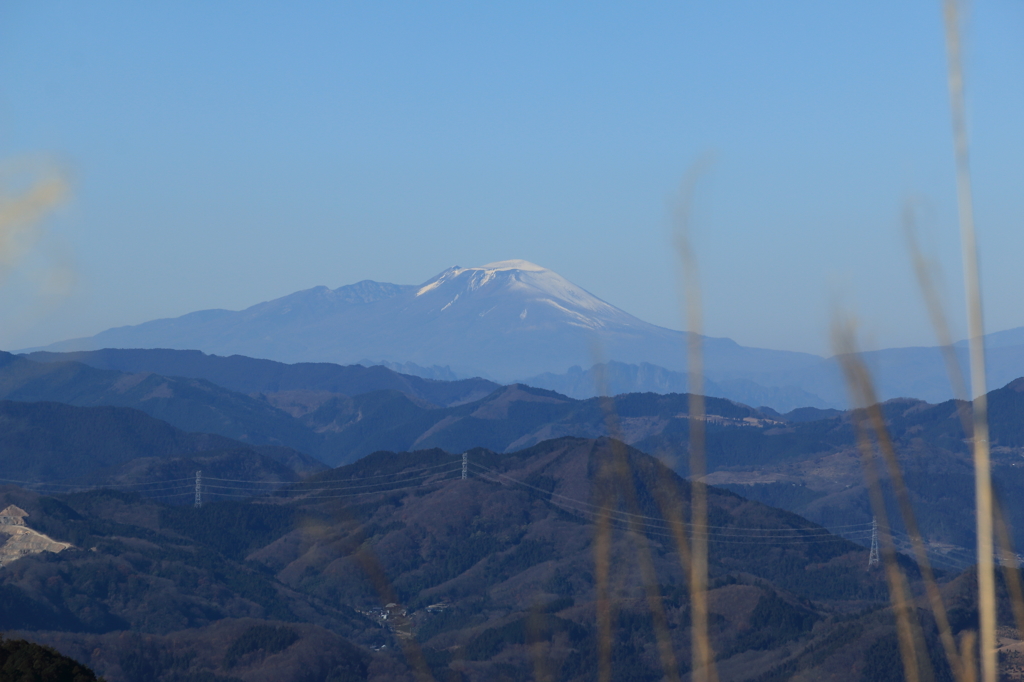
0;400;321;487
26;260;1024;409
24;260;824;387
24;348;499;407
521;360;831;412
0;351;327;457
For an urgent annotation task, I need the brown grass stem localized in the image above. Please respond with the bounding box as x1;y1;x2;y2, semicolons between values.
593;360;682;682
858;367;966;681
319;503;437;682
0;160;69;281
905;199;1024;678
605;434;683;682
835;321;932;682
902;201;971;431
673;157;718;682
993;498;1024;641
942;2;996;678
593;455;615;682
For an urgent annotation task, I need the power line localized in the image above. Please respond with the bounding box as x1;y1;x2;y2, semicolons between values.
202;459;460;484
201;465;463;493
202;475;460;500
470;467;874;545
0;476;195;489
0;456;972;564
468;461;873;536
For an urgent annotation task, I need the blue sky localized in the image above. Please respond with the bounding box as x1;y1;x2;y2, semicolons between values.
0;1;1021;356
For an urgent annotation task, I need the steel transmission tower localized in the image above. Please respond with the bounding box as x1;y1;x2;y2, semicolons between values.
868;516;880;568
194;471;202;509
462;453;467;480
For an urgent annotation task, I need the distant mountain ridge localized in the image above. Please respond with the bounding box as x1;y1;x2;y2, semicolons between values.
0;399;323;487
20;259;1024;408
24;260;823;386
521;360;830;412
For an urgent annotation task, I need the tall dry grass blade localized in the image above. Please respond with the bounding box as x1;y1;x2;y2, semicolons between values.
526;603;555;682
905;200;1024;676
835;290;964;678
902;201;970;419
593;355;702;679
592;442;615;682
649;469;694;598
942;2;996;678
993;498;1024;641
834;320;931;682
319;504;437;682
607;434;683;682
960;630;978;682
593;363;682;682
673;157;718;682
859;369;966;681
0;160;69;281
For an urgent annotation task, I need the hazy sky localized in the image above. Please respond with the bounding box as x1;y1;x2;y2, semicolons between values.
0;1;1021;356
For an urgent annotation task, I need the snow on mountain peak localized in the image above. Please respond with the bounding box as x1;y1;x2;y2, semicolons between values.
410;259;628;331
416;260;546;296
476;259;547;272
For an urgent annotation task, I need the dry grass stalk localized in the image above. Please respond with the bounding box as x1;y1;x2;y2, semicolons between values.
906;201;1024;670
606;435;683;682
526;603;556;682
593;363;682;682
835;321;932;682
941;1;997;678
960;630;978;682
317;504;437;682
832;290;965;679
902;202;970;418
993;499;1024;642
593;453;615;682
673;157;718;682
0;160;68;284
858;365;966;682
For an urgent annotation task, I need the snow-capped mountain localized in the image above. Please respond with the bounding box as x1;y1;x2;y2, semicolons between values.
26;260;823;382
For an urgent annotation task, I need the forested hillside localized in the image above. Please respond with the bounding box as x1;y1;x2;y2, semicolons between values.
0;436;976;682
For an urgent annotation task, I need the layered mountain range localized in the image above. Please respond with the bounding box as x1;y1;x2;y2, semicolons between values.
0;338;1016;679
6;346;1024;559
22;260;1024;410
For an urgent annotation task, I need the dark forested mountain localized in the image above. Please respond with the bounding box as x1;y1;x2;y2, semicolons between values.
0;636;101;682
0;437;963;682
703;378;1024;560
0;351;328;457
0;350;785;468
234;376;1024;558
23;348;500;407
8;344;1024;560
0;400;323;489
